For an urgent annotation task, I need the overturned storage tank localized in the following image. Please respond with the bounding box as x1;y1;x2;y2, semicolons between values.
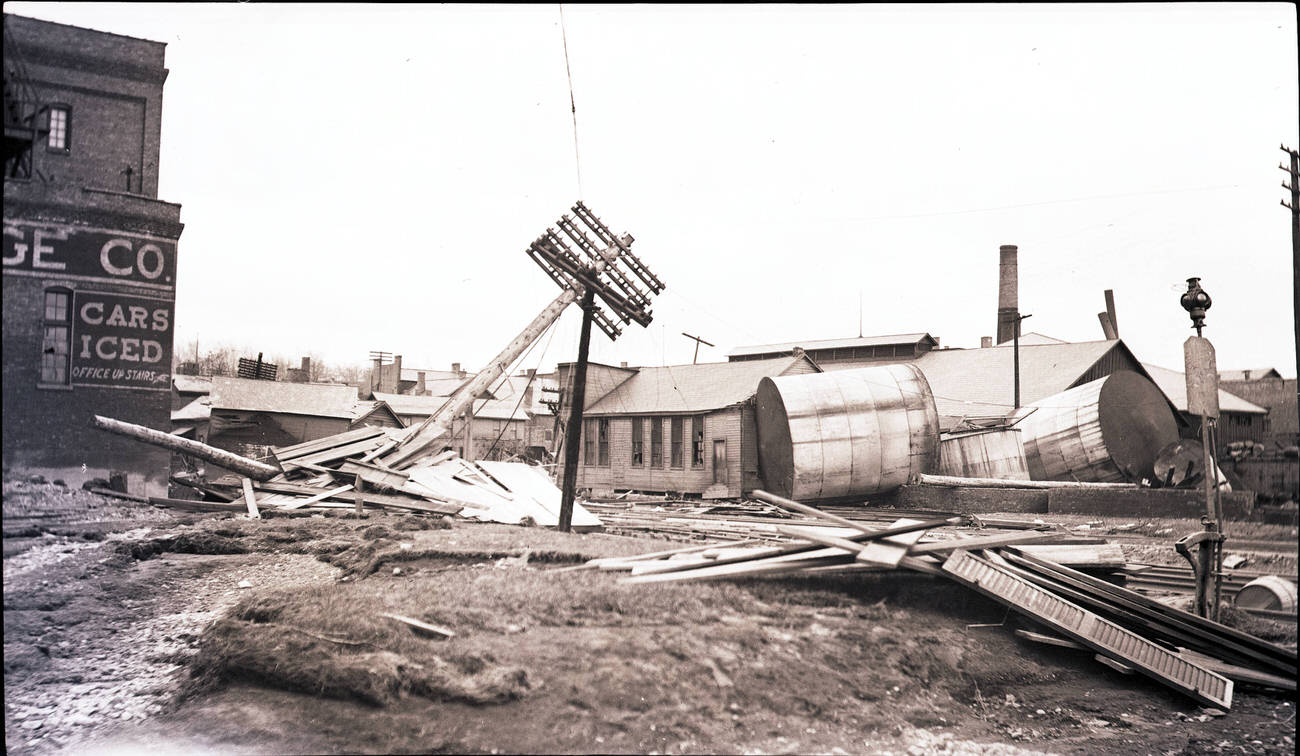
1015;370;1178;483
939;427;1030;480
756;364;939;500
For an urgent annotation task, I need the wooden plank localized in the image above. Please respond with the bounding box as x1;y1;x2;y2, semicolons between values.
911;530;1058;555
338;459;410;492
1176;648;1296;691
917;473;1137;490
278;484;353;510
1015;628;1086;650
87;487;150;503
273;427;386;461
942;549;1233;709
624;553;850;584
288;437;389;468
858;519;929;568
379;613;454;639
241;477;261;519
1095;654;1135;675
752;489;890;535
1014;543;1127;567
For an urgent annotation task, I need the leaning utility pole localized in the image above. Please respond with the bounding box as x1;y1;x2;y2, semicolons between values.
681;332;714;364
1282;145;1299;395
528;202;664;530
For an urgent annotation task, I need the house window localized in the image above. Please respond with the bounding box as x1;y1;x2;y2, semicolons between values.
691;415;705;468
631;417;644;466
47;106;71;152
670;416;684;468
583;418;597;465
597;418;610;466
40;288;72;385
650;416;663;467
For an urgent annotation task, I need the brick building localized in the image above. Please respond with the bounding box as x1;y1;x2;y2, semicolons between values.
3;14;183;494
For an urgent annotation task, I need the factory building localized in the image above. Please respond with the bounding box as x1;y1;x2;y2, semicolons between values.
3;14;183;494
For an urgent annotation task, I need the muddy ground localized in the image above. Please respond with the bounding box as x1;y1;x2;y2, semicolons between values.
3;479;1296;755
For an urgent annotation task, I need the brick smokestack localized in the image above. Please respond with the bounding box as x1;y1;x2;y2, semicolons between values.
981;336;993;348
996;244;1019;345
416;370;426;395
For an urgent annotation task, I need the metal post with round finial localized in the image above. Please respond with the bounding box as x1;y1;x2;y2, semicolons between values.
1179;277;1226;620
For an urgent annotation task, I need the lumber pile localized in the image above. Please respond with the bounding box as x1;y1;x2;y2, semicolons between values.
589;490;1297;709
156;424;600;527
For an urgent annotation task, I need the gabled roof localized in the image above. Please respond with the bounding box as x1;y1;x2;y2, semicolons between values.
173;375;212;395
1142;363;1268;415
171;395;211;423
372;391;529;422
999;332;1067;346
209;377;360;419
896;340;1132;419
585;354;820;415
728;333;936;358
1218;368;1283;382
350;399;404;427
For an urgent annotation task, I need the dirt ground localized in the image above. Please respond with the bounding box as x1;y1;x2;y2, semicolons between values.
3;479;1296;755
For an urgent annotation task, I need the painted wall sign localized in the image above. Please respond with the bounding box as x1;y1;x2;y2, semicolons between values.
71;291;172;389
2;222;175;286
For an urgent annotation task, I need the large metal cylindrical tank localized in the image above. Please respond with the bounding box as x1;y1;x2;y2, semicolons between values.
756;364;939;500
1016;370;1178;483
939;428;1030;480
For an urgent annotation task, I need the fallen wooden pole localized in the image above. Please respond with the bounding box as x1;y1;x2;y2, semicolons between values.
91;415;281;481
915;473;1137;490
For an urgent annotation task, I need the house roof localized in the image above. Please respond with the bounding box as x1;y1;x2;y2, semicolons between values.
885;340;1130;419
173;375;212;394
728;333;936;358
170;395;211;423
585;355;819;415
1218;368;1283;382
400;367;465;384
1142;363;1268;415
209;377;360;419
372;391;529;422
999;332;1068;346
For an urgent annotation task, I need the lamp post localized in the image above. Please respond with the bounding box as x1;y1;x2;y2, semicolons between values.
1177;277;1226;620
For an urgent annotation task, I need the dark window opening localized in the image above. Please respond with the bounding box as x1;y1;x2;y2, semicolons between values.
597;418;610;467
650;417;663;467
583;418;596;465
631;417;644;466
670;416;684;469
691;415;705;467
40;287;72;385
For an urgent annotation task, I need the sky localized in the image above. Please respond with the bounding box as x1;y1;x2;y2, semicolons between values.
8;2;1299;380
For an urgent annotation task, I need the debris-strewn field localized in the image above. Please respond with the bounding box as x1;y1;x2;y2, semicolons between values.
4;479;1296;755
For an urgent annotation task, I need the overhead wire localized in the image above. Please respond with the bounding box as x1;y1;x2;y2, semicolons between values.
558;4;583;200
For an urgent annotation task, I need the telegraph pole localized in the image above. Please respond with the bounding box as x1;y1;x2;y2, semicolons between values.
1013;312;1032;409
558;288;596;532
1282;145;1299;396
681;332;714;364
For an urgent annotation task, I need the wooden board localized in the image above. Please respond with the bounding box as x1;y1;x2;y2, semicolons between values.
241;477;260;519
273;427;386;461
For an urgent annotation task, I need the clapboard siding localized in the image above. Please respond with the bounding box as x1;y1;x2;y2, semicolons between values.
577;408;745;496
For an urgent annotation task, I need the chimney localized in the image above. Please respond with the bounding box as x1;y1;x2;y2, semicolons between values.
371;357;382;390
996;244;1019;345
981;336;993;348
417;370;426;395
300;356;311;378
451;362;461;377
620;361;628;368
525;368;537;409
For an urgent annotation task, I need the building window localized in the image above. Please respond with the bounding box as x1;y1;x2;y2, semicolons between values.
691;415;705;467
47;106;71;152
650;416;663;467
670;416;684;468
40;288;72;385
631;417;644;466
583;418;596;465
597;418;610;466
